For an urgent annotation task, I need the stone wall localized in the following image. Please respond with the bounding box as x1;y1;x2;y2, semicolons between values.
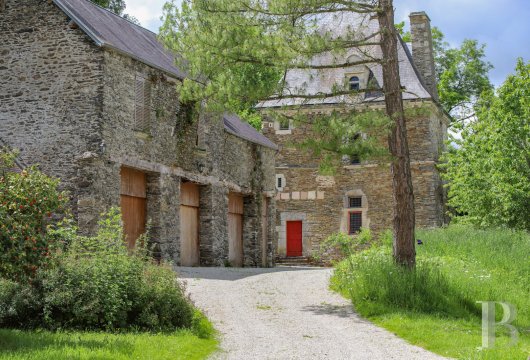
0;0;277;267
76;49;277;266
0;0;104;217
263;102;447;257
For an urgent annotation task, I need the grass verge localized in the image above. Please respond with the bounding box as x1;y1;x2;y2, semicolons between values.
0;328;218;360
331;226;529;359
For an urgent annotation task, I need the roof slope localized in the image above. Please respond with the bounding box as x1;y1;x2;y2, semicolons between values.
53;0;276;150
54;0;186;79
258;12;432;108
223;114;278;150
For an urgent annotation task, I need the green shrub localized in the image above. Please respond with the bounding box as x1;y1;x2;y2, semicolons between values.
319;228;373;263
40;209;194;331
0;149;67;281
131;262;194;331
0;278;41;328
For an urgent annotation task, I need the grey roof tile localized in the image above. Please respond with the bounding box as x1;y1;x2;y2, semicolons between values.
223;114;278;150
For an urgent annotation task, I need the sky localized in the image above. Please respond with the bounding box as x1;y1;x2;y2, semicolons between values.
125;0;530;87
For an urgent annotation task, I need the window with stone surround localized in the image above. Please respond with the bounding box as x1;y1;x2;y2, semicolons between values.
349;76;360;91
348;196;362;208
349;212;362;234
279;118;290;130
134;74;151;132
350;154;361;165
276;174;286;192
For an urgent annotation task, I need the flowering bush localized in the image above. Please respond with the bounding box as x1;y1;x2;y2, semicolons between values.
0;150;67;280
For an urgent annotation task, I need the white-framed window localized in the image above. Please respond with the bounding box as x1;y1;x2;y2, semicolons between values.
276;174;286;192
349;76;361;91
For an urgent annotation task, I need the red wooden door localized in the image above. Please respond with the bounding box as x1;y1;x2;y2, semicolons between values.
286;221;303;257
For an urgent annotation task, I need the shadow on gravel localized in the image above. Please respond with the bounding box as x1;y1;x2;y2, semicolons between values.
300;304;374;324
175;266;325;281
300;304;353;318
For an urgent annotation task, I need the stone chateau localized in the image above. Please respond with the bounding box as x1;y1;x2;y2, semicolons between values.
260;12;449;259
0;0;278;267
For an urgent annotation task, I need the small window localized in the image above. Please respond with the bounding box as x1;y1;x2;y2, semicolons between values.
349;197;362;208
350;154;361;165
134;74;151;132
279;118;290;130
349;76;360;91
349;212;362;234
276;174;286;191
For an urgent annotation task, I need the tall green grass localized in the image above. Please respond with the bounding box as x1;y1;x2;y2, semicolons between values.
331;226;529;359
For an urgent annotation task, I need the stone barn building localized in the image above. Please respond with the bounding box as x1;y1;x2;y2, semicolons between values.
259;12;449;260
0;0;278;267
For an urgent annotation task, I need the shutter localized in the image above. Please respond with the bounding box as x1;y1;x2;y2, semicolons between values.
134;75;150;132
143;80;151;128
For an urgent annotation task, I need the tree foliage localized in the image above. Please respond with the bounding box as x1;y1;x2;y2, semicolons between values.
434;35;493;123
442;60;530;230
161;0;418;267
397;25;493;124
90;0;140;24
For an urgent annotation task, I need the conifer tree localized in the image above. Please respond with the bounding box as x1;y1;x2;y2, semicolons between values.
161;0;417;267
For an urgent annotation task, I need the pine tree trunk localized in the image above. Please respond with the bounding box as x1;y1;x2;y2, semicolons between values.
377;0;416;268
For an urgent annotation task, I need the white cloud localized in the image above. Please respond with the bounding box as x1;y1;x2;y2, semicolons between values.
125;0;179;31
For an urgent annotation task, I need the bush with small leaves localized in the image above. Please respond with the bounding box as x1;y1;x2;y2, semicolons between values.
0;149;67;281
41;208;195;331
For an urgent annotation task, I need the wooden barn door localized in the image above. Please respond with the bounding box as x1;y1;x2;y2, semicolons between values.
120;167;147;250
286;221;303;257
228;193;244;267
180;182;200;266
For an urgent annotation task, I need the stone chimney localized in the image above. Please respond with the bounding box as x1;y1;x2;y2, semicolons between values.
409;11;438;100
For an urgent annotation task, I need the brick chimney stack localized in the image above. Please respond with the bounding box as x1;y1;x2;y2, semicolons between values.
409;12;438;100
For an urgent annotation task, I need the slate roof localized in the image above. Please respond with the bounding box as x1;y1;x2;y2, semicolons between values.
258;12;433;108
223;114;278;150
53;0;277;150
54;0;187;79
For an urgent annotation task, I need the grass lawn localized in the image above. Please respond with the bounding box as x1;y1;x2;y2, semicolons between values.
0;329;218;360
331;226;529;360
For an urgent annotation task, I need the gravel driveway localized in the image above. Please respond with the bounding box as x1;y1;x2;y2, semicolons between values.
176;266;445;360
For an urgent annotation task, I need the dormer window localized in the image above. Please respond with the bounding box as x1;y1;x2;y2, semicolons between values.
349;76;360;91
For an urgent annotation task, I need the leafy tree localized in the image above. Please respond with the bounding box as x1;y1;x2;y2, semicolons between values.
161;0;417;267
90;0;140;24
442;59;530;230
397;24;493;124
434;36;493;124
